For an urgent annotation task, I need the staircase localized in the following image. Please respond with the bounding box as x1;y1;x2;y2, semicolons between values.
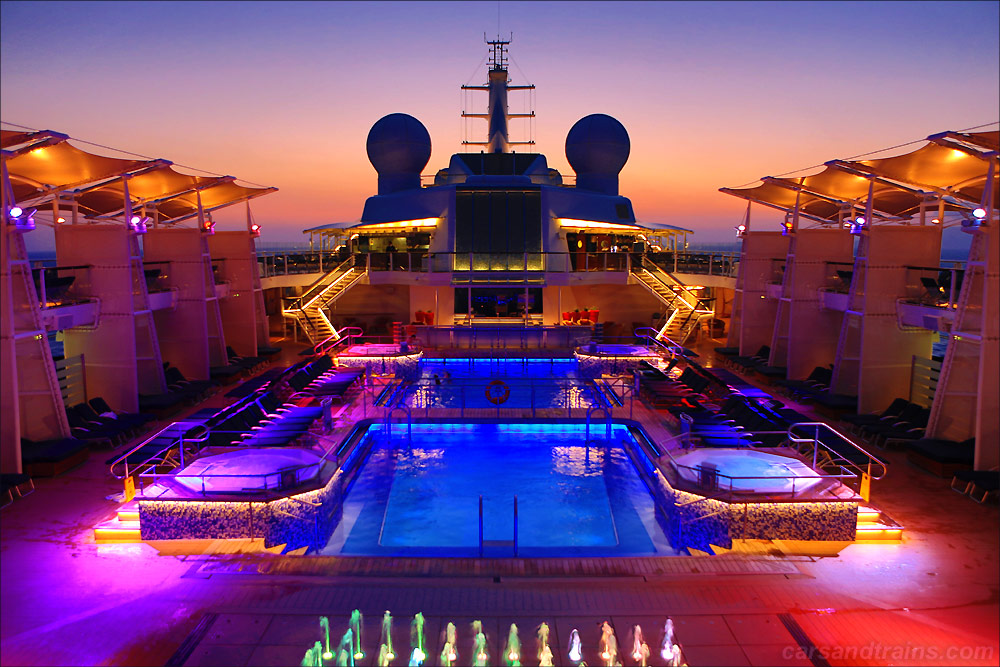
283;259;366;345
854;504;903;543
631;258;713;344
94;502;141;542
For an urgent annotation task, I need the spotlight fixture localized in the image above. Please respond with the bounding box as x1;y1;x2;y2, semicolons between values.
972;207;987;219
250;222;261;237
129;215;150;234
735;223;746;237
7;206;36;231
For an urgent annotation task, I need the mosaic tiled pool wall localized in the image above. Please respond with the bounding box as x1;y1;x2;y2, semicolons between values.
619;433;858;552
138;438;375;550
741;501;857;541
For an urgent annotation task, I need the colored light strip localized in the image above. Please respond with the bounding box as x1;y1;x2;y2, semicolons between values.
556;218;643;231
351;217;440;232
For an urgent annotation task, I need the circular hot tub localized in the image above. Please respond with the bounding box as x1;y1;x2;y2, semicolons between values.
174;448;321;494
670;448;821;494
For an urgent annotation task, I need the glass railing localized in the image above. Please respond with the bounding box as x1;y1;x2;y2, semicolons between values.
30;264;94;308
901;264;966;309
257;250;742;279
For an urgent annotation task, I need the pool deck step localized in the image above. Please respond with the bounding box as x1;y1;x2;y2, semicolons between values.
854;505;903;543
94;519;141;543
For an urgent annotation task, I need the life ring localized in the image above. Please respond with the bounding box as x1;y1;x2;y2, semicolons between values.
485;379;510;405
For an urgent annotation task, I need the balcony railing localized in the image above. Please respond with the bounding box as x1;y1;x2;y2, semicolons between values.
258;250;741;279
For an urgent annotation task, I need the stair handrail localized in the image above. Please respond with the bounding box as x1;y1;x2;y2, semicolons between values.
787;421;888;480
634;265;689;312
108;419;204;479
311;264;367;311
287;257;357;311
640;256;701;310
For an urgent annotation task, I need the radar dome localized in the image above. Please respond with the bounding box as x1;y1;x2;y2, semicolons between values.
565;114;630;195
366;113;431;194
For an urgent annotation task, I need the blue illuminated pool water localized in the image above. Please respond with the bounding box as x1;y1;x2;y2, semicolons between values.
319;422;676;557
403;358;597;409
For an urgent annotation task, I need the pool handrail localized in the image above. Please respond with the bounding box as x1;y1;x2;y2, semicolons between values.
787;422;888;480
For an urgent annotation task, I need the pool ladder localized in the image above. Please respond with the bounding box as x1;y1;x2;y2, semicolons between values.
479;494;518;557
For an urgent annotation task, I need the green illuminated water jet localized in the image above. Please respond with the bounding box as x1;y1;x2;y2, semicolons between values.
378;611;395;666
350;610;364;661
336;628;354;666
409;613;426;666
301;640;324;666
504;623;521;666
320;616;333;661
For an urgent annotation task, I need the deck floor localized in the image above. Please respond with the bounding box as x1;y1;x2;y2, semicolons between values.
1;336;997;666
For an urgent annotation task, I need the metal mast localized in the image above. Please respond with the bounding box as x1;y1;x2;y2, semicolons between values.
462;34;535;153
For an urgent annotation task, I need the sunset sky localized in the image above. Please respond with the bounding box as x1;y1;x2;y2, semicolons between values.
2;1;998;249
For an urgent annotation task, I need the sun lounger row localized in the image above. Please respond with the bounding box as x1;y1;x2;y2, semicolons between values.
951;468;998;504
200;390;322;448
1;473;34;508
773;365;856;411
286;356;365;401
906;437;976;478
21;437;91;477
838;398;930;446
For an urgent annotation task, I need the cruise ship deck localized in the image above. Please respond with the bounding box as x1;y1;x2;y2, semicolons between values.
2;35;998;667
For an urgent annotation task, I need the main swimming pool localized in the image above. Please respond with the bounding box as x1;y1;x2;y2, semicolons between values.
402;358;598;410
319;422;676;557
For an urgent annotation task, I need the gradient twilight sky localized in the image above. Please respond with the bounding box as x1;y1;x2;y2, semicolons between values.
2;0;998;248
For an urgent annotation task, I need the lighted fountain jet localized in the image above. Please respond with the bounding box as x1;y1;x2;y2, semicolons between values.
440;622;459;666
472;620;488;667
504;623;521;666
568;628;583;664
599;621;619;666
665;643;684;667
630;625;650;666
350;609;364;661
378;611;395;666
320;616;333;661
409;612;426;666
537;623;553;667
336;628;354;666
659;618;675;662
301;640;325;667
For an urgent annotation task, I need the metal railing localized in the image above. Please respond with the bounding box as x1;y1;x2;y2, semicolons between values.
285;257;358;312
403;376;604;418
653;420;886;501
257;249;741;279
644;251;739;277
479;494;518;557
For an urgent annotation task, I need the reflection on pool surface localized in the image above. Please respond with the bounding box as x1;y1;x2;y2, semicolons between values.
403;358;597;409
320;423;676;557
